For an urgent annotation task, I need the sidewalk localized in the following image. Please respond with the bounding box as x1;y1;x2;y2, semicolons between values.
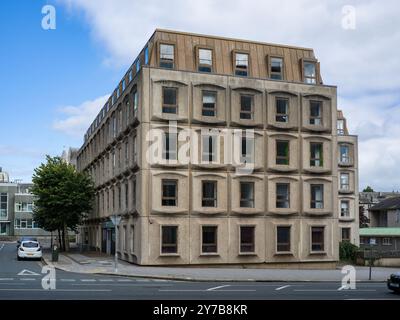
42;252;398;282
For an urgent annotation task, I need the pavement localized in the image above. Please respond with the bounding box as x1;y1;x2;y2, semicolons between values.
1;242;400;300
42;249;399;282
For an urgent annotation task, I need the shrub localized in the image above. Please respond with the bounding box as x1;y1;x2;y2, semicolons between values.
339;241;359;262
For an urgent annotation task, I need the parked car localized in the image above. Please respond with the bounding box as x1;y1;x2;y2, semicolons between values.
17;240;42;261
387;272;400;293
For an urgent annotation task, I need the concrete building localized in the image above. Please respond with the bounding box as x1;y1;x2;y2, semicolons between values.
76;29;359;267
359;191;400;225
0;168;50;239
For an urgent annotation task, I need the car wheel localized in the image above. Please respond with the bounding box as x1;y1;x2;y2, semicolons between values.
17;256;21;261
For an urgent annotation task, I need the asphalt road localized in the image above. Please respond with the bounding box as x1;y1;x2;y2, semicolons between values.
1;242;399;300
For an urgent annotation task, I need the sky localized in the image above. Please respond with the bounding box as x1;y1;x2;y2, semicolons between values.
0;0;399;191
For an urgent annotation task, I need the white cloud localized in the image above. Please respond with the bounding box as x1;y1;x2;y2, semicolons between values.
52;94;109;137
57;0;400;191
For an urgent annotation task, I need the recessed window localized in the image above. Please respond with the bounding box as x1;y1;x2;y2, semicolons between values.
340;200;350;217
162;180;177;206
198;48;213;72
310;142;323;167
128;69;133;82
383;237;392;246
161;226;178;254
276;183;290;208
340;173;350;190
339;145;350;164
241;136;254;164
234;52;249;76
132;89;138;116
202;135;217;162
162;87;178;114
277;226;291;252
117;87;121;99
311;226;325;251
310;101;322;125
202;181;217;207
341;228;351;242
310;184;324;209
240;95;253;120
136;59;140;72
304;61;317;84
276;140;289;165
202;226;218;253
0;193;7;218
163;132;177;160
270;57;284;80
144;46;149;65
276;97;289;122
202;91;217;117
240;226;255;253
337;119;345;135
122;79;126;91
159;43;174;69
240;182;254;208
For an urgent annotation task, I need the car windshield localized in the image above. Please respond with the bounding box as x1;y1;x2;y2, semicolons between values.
22;242;39;248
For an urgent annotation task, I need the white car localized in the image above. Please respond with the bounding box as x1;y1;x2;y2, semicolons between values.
17;240;42;260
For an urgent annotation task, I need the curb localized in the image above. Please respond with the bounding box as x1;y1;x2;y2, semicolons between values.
41;257;387;283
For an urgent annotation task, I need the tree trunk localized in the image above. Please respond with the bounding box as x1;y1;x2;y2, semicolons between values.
61;227;66;252
57;229;62;251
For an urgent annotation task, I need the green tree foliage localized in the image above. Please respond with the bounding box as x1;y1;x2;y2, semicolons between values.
339;241;359;263
31;156;94;251
362;186;374;192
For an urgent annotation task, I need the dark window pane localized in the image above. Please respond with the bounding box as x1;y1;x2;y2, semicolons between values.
271;57;283;80
240;182;254;208
162;226;177;253
162;180;177;206
202;91;216;117
235;53;248;76
310;143;323;167
240;226;255;252
311;227;324;251
276;98;288;122
276;183;290;208
202;226;217;253
277;226;291;252
310;101;322;125
160;44;174;69
202;181;217;207
276;140;289;165
310;185;324;209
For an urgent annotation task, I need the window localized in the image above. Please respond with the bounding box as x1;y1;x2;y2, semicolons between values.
123;225;127;251
125;141;129;165
340;200;350;217
340;173;350;190
162;87;178;114
276;97;289;122
310;184;324;209
341;228;351;242
112;115;117;137
337;119;345;135
276;140;289;165
112;151;116;168
276;183;290;208
125;182;129;210
240;182;254;208
0;193;7;217
241;137;254;164
125;99;130;125
161;226;178;254
131;225;135;253
202;226;218;253
240;95;253;120
202;91;217;117
136;59;140;72
240;226;255;253
270;57;283;80
303;61;317;84
132;90;138;117
15;202;33;212
117;87;120;99
122;79;126;92
163;132;177;160
310;101;322;125
234;52;249;76
202;181;217;207
310;142;323;167
277;226;291;252
383;237;392;246
162;180;177;206
128;69;133;82
198;48;213;72
339;145;350;164
14;219;36;229
202;135;217;162
118;184;122;209
159;43;174;69
133;135;137;163
144;46;149;65
311;227;324;251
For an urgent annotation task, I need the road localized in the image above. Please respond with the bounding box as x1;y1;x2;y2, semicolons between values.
1;242;399;300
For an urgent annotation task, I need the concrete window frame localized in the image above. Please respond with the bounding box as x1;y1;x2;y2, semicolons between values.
275;224;293;255
160;224;179;256
238;224;256;255
200;224;219;256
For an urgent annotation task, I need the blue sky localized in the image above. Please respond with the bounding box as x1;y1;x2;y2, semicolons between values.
0;0;399;191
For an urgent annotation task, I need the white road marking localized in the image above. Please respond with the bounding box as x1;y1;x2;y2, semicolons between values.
20;278;36;281
276;285;291;291
207;285;230;291
0;278;14;281
117;279;132;282
0;289;111;292
17;269;40;276
136;279;150;282
81;279;96;282
60;279;76;282
294;289;377;292
99;279;114;282
0;244;4;251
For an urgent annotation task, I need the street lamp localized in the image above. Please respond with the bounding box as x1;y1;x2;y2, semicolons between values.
110;214;121;273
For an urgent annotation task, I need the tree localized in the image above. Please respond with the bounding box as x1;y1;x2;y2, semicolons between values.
362;186;374;192
31;156;95;251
